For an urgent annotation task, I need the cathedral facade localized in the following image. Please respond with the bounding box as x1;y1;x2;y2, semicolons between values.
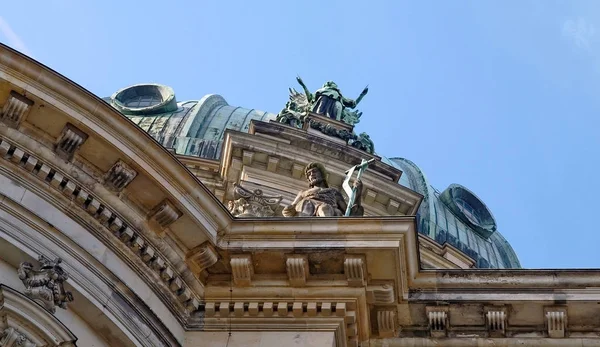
0;43;597;346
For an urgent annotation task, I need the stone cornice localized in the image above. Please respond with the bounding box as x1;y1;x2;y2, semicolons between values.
412;268;600;289
0;44;231;243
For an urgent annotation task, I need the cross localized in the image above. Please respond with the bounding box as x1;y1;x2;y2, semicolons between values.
343;158;375;216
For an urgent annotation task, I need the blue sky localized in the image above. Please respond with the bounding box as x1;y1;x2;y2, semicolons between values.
1;1;599;269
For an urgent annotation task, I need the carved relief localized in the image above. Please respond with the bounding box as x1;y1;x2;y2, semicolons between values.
0;91;33;128
17;255;73;313
105;160;137;191
55;123;88;161
0;327;35;347
227;184;282;218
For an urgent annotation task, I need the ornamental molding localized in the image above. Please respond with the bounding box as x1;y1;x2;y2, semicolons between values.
202;300;358;347
0;285;77;346
0;135;201;318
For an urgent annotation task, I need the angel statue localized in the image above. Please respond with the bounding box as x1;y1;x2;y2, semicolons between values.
296;76;369;122
275;89;311;128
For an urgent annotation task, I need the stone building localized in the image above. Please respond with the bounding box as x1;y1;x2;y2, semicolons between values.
0;43;598;346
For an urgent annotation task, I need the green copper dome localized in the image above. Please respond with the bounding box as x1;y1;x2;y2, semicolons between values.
107;83;521;269
107;84;276;158
383;157;521;269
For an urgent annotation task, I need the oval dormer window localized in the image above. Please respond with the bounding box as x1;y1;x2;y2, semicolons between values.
439;184;497;239
111;84;178;115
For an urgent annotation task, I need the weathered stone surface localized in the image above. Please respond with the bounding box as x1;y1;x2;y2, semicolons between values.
227;184;282;218
17;255;73;313
0;91;33;128
55;123;88;160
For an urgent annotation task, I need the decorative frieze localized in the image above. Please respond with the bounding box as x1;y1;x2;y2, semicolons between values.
426;307;448;338
202;300;357;346
286;255;308;286
545;307;567;338
203;301;351;319
227;184;282;218
344;255;366;287
150;200;181;228
230;254;253;286
55;123;88;160
0;135;199;315
0;91;33;128
367;283;395;304
377;309;396;337
186;242;218;274
104;160;137;191
17;255;73;313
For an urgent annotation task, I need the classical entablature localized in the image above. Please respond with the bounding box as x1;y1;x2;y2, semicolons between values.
3;44;600;347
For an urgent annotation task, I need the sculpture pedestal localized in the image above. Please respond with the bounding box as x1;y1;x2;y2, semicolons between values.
302;112;354;133
302;113;355;144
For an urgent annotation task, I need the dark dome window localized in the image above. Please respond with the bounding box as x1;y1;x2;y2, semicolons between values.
123;94;162;108
439;184;497;239
455;197;481;225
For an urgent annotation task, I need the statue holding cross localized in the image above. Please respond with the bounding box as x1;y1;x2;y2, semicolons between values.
282;160;373;218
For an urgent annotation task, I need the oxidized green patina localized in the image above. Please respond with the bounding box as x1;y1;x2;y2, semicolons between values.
275;77;375;154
